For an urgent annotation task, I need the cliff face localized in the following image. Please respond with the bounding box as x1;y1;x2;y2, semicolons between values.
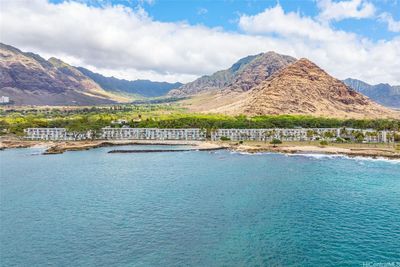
0;43;126;105
343;78;400;108
224;52;296;92
169;52;295;96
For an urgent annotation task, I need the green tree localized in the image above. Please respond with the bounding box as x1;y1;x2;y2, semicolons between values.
320;140;328;146
270;138;282;147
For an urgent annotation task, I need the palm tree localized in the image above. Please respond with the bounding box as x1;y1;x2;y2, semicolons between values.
263;130;273;143
306;130;314;143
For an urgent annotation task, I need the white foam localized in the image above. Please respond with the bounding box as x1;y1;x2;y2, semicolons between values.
287;153;400;164
287;153;346;159
230;150;400;164
230;151;274;156
352;156;400;164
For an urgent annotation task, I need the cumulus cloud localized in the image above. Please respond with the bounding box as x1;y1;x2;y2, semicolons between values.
316;0;376;22
238;4;400;85
238;5;356;42
380;12;400;32
0;0;399;85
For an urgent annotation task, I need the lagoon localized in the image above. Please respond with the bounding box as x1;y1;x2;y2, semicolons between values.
0;146;399;266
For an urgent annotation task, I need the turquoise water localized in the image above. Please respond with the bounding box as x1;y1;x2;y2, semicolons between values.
1;147;399;266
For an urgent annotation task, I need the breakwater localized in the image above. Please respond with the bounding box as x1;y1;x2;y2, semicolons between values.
108;147;226;153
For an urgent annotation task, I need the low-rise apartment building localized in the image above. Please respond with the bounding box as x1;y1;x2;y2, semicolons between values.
24;128;91;141
0;96;10;104
211;128;392;143
23;127;395;143
101;127;206;141
24;128;68;140
211;128;338;142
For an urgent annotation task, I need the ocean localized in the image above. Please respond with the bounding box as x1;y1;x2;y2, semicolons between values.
1;146;399;266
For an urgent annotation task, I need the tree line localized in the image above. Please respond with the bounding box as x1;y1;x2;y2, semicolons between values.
1;113;399;136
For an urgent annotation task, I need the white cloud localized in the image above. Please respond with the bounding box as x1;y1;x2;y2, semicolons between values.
0;0;399;85
239;5;355;42
316;0;375;22
379;12;400;32
138;0;155;5
238;4;400;85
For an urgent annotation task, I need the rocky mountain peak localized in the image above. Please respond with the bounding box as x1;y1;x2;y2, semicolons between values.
170;51;296;96
241;58;390;117
224;52;296;92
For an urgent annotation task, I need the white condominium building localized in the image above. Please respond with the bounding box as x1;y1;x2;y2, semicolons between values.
23;127;394;143
211;128;339;141
101;127;206;141
211;128;391;143
0;96;10;104
24;128;91;141
24;128;68;140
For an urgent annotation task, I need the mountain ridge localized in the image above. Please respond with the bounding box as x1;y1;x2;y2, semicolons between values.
169;51;296;96
77;67;182;98
0;43;183;105
343;78;400;108
0;43;126;105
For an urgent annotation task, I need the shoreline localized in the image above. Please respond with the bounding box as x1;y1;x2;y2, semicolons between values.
0;138;399;159
0;139;226;155
230;143;400;159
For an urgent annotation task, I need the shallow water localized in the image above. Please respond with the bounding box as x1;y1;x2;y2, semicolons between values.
1;146;399;266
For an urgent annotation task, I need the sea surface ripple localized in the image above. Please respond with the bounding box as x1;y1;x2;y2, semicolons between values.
1;146;399;266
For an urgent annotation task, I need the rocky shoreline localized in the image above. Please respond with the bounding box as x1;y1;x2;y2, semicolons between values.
0;138;399;159
0;139;226;155
231;144;400;159
41;140;224;155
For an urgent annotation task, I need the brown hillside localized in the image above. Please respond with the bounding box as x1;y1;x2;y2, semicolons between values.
0;43;128;105
185;58;399;119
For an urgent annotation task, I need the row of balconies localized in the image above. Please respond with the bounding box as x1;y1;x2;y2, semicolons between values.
23;128;392;142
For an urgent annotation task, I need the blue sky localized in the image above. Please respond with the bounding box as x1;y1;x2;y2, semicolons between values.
49;0;399;40
2;0;400;84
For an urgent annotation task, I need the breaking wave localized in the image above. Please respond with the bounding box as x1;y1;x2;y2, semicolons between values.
230;150;400;164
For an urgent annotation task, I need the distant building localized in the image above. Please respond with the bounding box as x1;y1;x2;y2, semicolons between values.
0;96;10;104
111;119;128;125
